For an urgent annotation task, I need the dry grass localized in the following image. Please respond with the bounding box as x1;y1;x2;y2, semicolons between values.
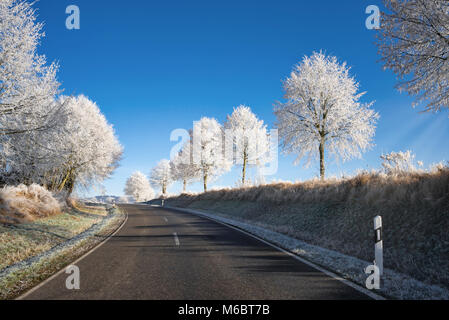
68;198;108;216
167;167;449;289
0;202;108;271
174;167;449;208
0;184;62;224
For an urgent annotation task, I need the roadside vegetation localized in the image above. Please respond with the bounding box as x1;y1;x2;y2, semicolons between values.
0;201;125;299
0;184;62;224
0;0;125;299
0;202;106;271
166;162;449;290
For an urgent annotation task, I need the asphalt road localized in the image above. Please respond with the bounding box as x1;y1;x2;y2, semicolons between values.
22;205;371;300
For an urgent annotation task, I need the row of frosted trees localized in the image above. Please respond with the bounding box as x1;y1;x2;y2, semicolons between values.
123;51;383;199
0;0;123;197
124;105;272;201
125;0;449;200
137;51;380;198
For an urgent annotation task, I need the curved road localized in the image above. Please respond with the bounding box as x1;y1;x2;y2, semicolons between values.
22;205;372;300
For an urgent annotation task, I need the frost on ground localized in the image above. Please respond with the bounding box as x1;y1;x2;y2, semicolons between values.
166;167;449;299
0;204;126;300
169;206;449;300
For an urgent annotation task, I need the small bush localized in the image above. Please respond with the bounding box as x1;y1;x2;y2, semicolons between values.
0;184;62;224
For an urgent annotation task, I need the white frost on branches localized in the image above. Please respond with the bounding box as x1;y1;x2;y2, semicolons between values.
0;0;122;198
275;52;379;179
380;150;418;175
124;171;154;202
224;105;270;186
54;95;123;192
150;159;173;196
192;117;232;191
2;95;123;195
0;0;60;136
376;0;449;112
170;141;201;193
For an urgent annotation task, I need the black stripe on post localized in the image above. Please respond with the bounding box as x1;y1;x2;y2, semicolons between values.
374;227;382;243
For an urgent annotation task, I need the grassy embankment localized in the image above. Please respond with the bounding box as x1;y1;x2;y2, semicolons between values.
166;168;449;290
0;200;126;300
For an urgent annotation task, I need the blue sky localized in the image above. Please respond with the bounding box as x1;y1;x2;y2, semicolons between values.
36;0;449;196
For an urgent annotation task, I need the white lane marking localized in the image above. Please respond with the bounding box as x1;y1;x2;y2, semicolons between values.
173;232;180;246
164;206;385;301
164;217;168;222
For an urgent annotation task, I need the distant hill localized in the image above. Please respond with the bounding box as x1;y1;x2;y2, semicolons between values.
81;195;135;204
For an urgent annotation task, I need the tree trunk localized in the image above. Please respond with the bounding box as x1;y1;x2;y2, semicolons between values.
67;177;75;197
183;179;187;193
242;150;248;186
57;169;76;198
162;183;167;195
319;138;325;180
203;173;208;192
58;169;72;192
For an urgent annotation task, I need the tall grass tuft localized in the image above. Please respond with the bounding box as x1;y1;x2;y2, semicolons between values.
0;184;62;224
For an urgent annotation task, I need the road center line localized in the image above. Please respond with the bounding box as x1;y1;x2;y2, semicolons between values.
173;232;180;246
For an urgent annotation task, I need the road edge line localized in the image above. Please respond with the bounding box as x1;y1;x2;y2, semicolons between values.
16;208;129;300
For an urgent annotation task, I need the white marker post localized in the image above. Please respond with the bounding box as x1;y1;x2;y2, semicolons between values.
374;216;383;276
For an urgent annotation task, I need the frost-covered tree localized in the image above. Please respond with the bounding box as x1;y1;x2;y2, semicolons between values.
1;97;68;187
380;150;418;175
0;1;122;194
53;95;123;194
124;171;154;202
0;0;60;136
192;117;232;192
224;105;270;185
275;52;379;180
0;100;63;186
376;0;449;112
170;141;201;193
150;159;173;195
34;95;122;194
1;95;123;194
0;0;63;187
